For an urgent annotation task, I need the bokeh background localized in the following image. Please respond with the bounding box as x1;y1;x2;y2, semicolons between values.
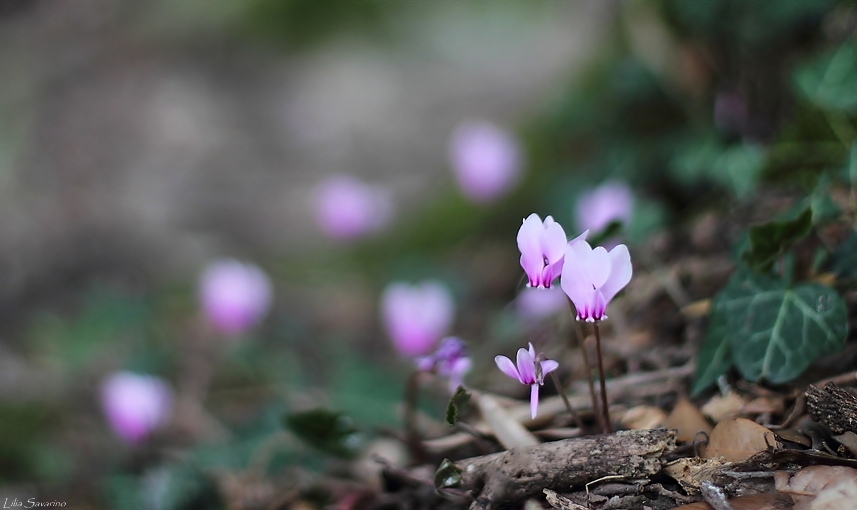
0;0;855;508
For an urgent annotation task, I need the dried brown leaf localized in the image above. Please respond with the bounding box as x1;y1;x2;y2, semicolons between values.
700;417;780;462
775;466;857;510
702;392;747;423
667;397;713;442
620;405;667;430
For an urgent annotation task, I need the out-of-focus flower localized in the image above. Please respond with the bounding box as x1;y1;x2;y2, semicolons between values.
517;214;580;289
199;260;273;335
560;237;632;322
416;337;471;393
101;371;173;444
494;342;558;419
448;120;521;203
313;175;393;240
515;286;568;321
381;280;454;357
575;181;634;235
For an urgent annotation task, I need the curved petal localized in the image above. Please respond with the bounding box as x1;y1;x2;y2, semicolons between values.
516;347;535;384
560;243;592;313
530;384;540;419
540;359;559;376
520;252;545;287
516;214;543;258
590;289;607;321
584;246;612;289
494;355;520;381
541;219;568;265
600;244;632;304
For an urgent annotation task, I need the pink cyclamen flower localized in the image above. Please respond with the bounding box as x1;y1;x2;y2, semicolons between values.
101;371;173;444
449;120;521;203
416;337;471;393
494;342;558;419
381;280;454;357
313;175;393;241
575;181;634;235
560;237;632;322
199;260;273;335
517;214;586;289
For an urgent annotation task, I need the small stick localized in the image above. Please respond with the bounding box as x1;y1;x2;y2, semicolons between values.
570;304;603;432
593;321;612;433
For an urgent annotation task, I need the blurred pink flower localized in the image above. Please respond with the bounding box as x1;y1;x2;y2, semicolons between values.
560;238;632;322
199;260;273;335
575;181;634;234
381;280;454;357
415;336;471;393
101;371;173;444
449;120;521;203
313;175;393;240
515;286;568;321
495;342;558;419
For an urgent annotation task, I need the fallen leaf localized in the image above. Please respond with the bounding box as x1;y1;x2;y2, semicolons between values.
666;397;713;442
701;391;746;423
663;457;729;493
775;466;857;510
700;417;780;462
543;489;587;510
621;405;667;430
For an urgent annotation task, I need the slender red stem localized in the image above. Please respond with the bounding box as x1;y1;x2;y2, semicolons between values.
593;321;612;433
570;304;603;433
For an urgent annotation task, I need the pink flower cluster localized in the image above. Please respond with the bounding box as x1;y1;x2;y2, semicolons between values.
515;213;632;322
497;212;633;418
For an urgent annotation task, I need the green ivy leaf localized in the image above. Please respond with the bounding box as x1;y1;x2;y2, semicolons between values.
741;207;813;273
434;458;462;489
795;43;857;112
717;271;847;383
691;298;732;396
829;230;857;280
445;386;472;426
283;408;359;458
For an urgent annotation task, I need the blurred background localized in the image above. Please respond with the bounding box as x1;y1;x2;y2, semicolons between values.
0;0;854;508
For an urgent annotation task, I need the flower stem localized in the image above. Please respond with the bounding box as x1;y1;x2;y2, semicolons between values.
592;321;612;433
404;371;429;463
571;308;603;433
548;369;582;429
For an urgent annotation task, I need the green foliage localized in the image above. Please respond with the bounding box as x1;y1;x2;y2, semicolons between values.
671;137;765;197
829;230;857;279
741;207;813;273
795;42;857;112
433;458;462;489
662;0;836;46
329;350;404;428
691;300;732;396
284;408;359;458
445;386;472;426
695;269;848;387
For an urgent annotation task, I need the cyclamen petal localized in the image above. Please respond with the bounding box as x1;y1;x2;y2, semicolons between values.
495;355;520;380
530;384;540;420
314;175;393;240
560;238;632;322
417;337;471;393
516;347;535;384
